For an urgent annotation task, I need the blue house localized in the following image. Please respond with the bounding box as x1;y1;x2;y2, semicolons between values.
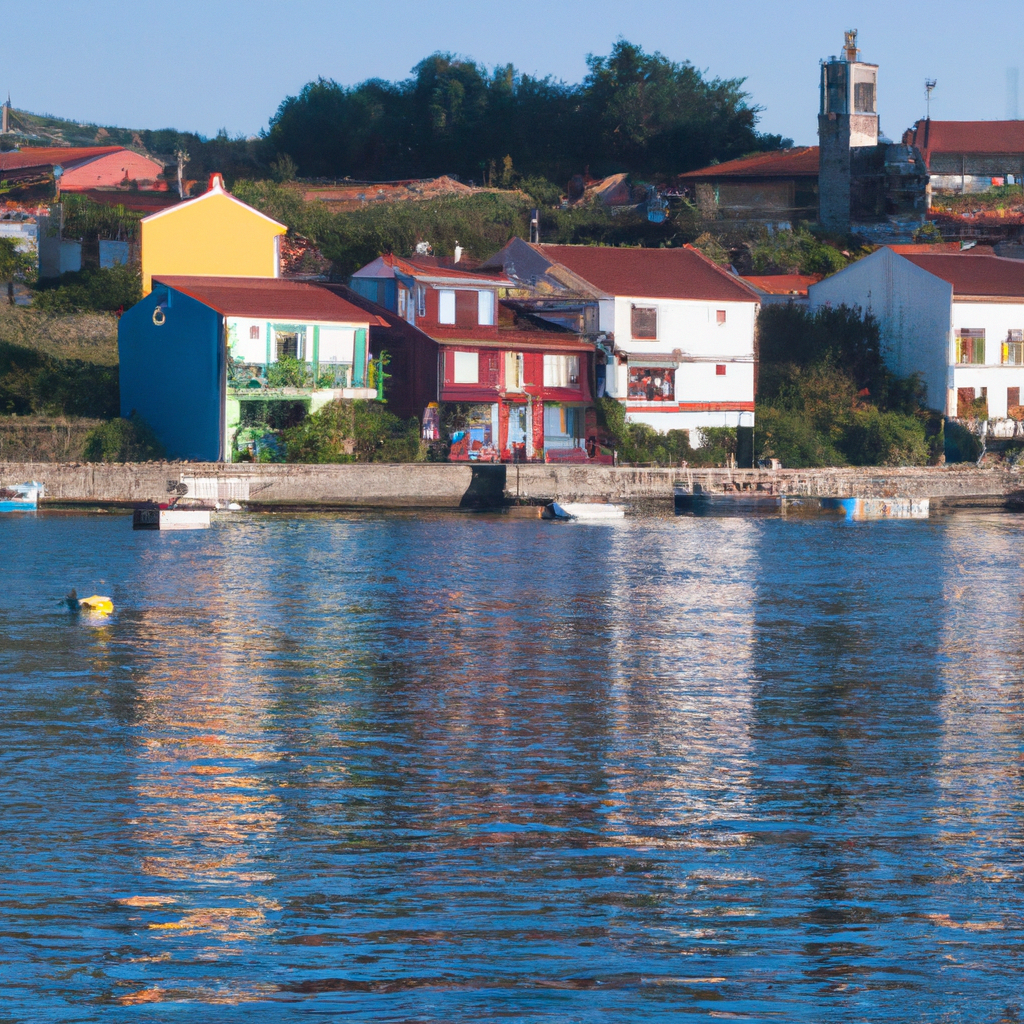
118;276;379;461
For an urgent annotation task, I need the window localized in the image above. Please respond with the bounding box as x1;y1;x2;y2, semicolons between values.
631;306;658;339
543;354;580;388
716;364;727;375
398;289;407;317
1009;387;1021;415
439;289;456;324
956;328;986;364
716;309;727;325
318;327;355;364
505;351;524;390
477;290;495;326
249;325;260;340
275;331;300;360
543;404;583;446
416;285;426;318
453;350;479;383
627;366;675;401
1003;330;1024;365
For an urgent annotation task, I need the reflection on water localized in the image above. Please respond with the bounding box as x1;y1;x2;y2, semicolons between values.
1;510;1023;1020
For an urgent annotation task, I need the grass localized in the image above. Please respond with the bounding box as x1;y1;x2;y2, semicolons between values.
0;305;119;365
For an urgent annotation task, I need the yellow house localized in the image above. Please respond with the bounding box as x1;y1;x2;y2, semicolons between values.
140;173;287;294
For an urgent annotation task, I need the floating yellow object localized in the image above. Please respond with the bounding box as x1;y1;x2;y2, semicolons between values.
79;595;114;615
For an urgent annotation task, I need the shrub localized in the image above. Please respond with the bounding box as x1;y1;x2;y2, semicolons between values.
82;414;164;462
279;399;423;463
33;264;142;314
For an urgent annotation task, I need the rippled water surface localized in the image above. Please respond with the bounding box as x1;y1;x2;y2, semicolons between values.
2;508;1024;1022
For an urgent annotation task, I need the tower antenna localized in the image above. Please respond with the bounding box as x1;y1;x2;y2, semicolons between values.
925;79;937;121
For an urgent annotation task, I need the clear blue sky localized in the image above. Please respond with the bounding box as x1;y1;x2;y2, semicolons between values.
7;0;1024;147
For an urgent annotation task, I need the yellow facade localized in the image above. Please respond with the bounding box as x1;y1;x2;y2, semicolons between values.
140;176;287;294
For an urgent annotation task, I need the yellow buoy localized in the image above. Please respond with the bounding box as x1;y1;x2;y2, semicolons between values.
79;595;114;615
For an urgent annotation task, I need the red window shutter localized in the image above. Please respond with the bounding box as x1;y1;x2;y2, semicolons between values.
716;364;726;375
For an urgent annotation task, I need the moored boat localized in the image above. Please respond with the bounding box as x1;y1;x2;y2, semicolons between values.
0;481;44;512
133;506;211;531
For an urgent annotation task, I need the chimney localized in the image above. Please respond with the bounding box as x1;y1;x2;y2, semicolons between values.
844;29;859;63
530;208;540;244
454;241;462;264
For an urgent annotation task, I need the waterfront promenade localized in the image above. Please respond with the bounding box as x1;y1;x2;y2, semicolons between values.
1;460;1022;509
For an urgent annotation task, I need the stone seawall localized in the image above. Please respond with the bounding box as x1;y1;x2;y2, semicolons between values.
1;462;1021;509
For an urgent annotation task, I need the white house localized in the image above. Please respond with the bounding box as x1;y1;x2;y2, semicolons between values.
809;247;1024;419
478;239;760;438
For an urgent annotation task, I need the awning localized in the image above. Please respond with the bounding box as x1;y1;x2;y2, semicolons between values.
624;354;679;368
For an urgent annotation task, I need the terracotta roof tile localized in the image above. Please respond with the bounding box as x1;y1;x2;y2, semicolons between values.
898;253;1024;298
0;146;128;171
678;147;820;180
153;276;381;323
536;243;760;302
741;274;822;296
905;120;1024;162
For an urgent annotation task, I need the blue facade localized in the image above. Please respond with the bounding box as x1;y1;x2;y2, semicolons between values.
118;286;224;461
349;277;398;311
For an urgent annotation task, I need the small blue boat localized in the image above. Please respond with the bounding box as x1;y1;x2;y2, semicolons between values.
0;481;45;512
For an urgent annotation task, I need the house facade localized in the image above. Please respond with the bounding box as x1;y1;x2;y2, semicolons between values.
479;238;760;442
351;254;602;461
140;174;287;293
0;145;166;194
119;276;377;461
808;247;1024;419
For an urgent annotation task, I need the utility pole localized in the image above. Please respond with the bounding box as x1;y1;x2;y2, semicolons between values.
175;147;189;199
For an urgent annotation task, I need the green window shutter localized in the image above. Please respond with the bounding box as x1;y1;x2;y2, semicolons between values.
353;328;367;386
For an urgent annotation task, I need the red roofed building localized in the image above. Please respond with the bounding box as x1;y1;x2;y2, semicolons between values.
903;120;1024;196
678;147;820;226
810;247;1024;423
119;276;379;461
350;252;605;462
479;238;760;447
0;146;166;192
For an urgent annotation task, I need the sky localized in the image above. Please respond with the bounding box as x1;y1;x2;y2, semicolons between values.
5;0;1024;148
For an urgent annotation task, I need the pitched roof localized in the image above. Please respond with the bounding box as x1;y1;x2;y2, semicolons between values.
0;146;127;171
678;147;820;181
153;276;383;323
535;243;760;302
371;253;509;285
904;120;1024;161
741;274;822;296
898;253;1024;298
141;173;286;230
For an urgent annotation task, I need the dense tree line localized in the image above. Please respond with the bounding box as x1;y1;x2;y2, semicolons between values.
264;41;790;185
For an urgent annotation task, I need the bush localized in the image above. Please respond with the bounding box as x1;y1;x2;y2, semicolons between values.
279;399;423;463
33;264;142;314
82;414;164;462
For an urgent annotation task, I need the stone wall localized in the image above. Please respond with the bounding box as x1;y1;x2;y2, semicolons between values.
2;461;1022;509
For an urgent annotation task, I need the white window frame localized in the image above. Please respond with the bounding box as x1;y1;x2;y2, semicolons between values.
439;289;456;324
477;290;494;326
453;350;479;383
543;354;580;388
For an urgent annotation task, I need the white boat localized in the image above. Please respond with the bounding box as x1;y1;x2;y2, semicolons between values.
557;503;626;519
133;507;211;531
0;481;44;511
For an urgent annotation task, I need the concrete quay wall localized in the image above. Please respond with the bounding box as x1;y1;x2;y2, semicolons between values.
1;461;1021;509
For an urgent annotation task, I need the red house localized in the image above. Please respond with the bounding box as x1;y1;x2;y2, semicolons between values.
350;254;605;462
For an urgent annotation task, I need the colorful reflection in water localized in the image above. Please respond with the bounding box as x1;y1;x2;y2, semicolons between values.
1;509;1023;1020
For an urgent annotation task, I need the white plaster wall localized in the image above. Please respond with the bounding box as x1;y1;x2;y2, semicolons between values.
611;296;756;359
674;361;755;405
809;248;952;411
950;301;1024;416
627;409;749;431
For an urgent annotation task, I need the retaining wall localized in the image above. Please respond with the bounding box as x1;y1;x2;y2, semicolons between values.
1;461;1021;509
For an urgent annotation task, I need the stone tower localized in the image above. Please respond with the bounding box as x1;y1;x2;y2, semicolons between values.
818;30;879;231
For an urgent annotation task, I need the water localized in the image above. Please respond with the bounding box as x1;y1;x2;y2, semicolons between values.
1;508;1023;1022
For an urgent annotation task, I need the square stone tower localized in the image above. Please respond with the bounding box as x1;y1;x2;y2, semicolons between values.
818;31;879;231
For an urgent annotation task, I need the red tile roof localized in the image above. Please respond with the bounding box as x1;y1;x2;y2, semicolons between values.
536;244;760;302
741;274;822;296
678;147;820;181
384;253;509;285
153;276;383;324
0;146;128;171
898;253;1024;298
904;120;1024;162
77;188;179;212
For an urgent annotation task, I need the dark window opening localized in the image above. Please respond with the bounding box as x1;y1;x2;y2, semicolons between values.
854;82;876;113
276;332;299;360
631;306;657;339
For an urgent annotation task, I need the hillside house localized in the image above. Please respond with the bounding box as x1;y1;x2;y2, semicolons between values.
0;145;166;195
479;239;760;443
809;248;1024;420
119;277;378;461
350;254;602;461
140;174;286;293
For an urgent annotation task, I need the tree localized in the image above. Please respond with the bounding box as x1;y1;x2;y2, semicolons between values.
0;238;34;306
